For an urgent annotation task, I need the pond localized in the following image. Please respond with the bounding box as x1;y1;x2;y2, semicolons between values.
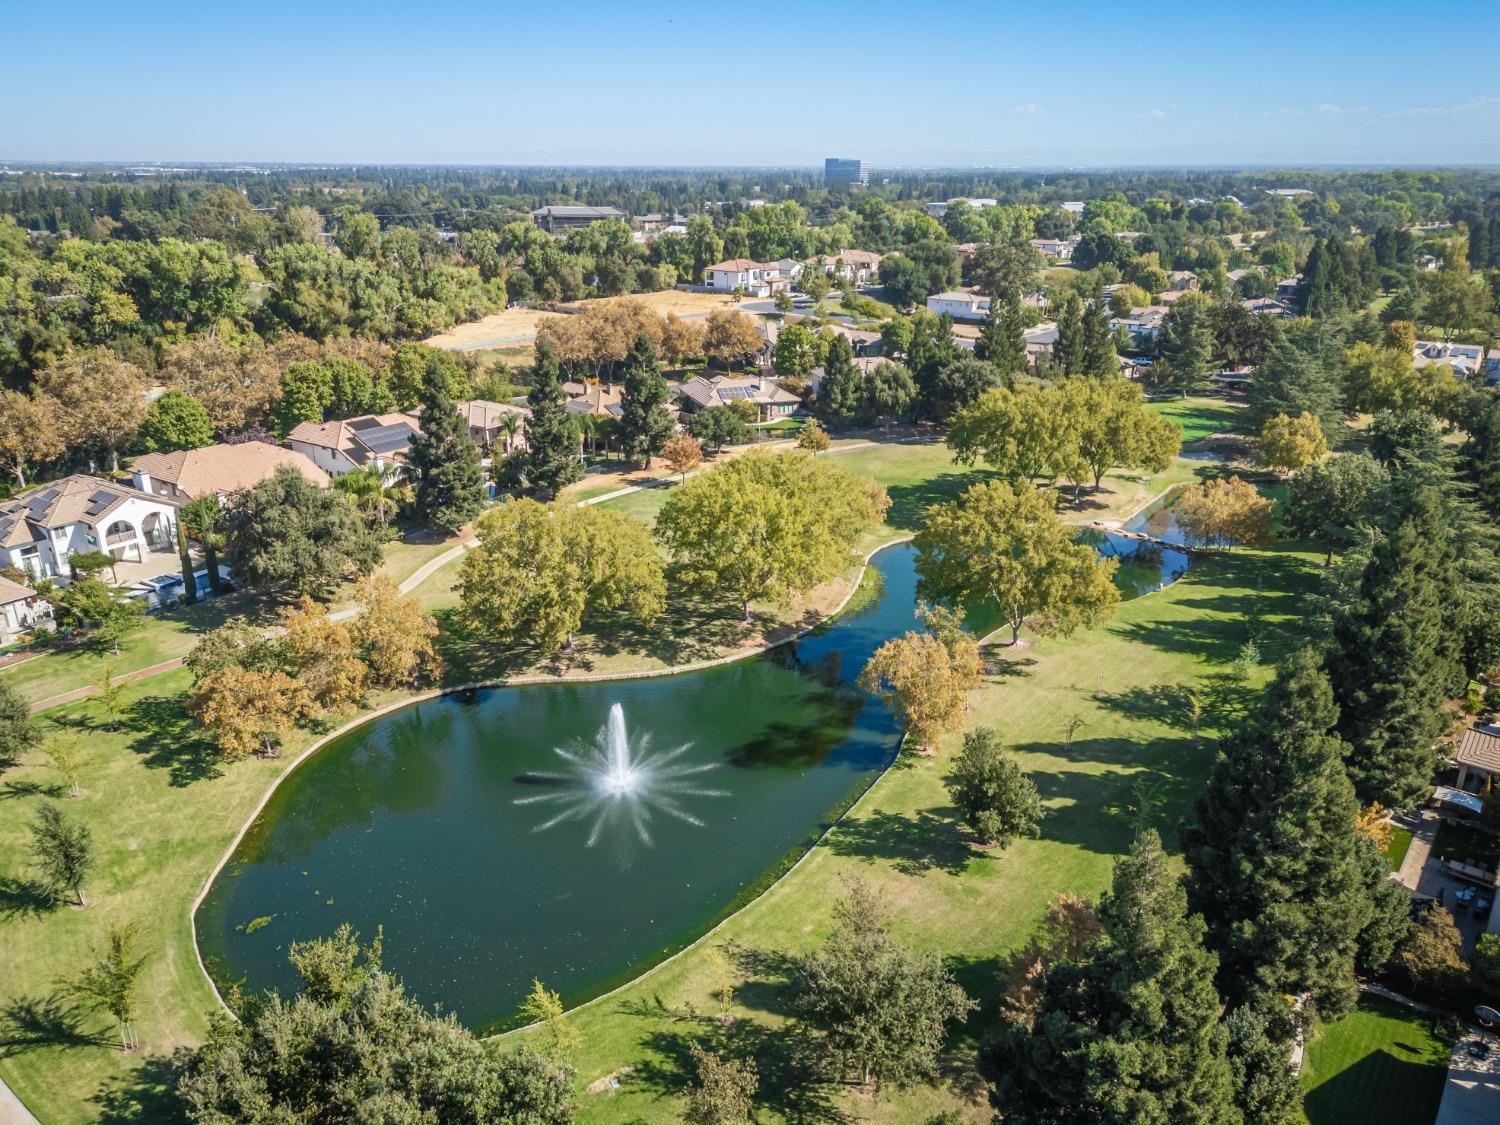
197;544;921;1033
1077;529;1190;600
1123;482;1285;546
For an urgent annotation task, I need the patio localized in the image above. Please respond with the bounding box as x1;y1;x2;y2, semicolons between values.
1404;812;1500;953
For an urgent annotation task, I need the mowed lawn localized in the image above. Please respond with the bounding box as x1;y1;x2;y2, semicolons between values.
1147;395;1246;442
1300;995;1451;1125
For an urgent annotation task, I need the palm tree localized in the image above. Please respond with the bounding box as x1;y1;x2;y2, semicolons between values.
179;495;225;595
331;464;394;531
500;412;523;454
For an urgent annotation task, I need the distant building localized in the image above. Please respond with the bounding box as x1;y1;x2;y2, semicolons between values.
813;249;884;286
530;205;628;234
824;158;868;192
702;259;791;297
128;441;329;503
286;413;422;481
923;197;998;218
1060;201;1086;215
678;375;800;422
926;291;990;322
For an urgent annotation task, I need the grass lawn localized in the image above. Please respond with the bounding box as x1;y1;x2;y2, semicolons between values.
1385;826;1415;870
374;531;468;588
1300;995;1450;1125
1147;395;1246;442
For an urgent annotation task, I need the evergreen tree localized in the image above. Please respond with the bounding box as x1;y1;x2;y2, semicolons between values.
1224;1006;1302;1125
1181;648;1366;1018
617;331;675;467
0;677;39;770
975;295;1028;382
1052;292;1084;375
986;831;1236;1124
815;334;862;429
1080;297;1117;377
408;376;485;534
1246;336;1344;437
1158;297;1214;398
523;337;583;495
1327;482;1462;807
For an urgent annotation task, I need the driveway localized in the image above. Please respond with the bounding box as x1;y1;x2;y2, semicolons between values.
1436;1034;1500;1125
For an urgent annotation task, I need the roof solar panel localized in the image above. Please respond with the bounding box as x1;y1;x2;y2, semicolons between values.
359;423;415;454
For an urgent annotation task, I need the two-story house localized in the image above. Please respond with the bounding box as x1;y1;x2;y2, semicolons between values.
0;475;180;581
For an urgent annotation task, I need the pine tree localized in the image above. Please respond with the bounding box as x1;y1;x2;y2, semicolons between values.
987;830;1236;1124
1159;297;1214;398
1328;482;1461;807
815;335;862;429
1181;648;1366;1018
1246;336;1344;436
1224;1006;1302;1125
617;331;674;467
1052;292;1084;376
407;376;484;533
523;337;582;496
1080;297;1117;377
975;295;1028;384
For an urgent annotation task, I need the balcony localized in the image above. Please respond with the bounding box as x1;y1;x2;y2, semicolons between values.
105;529;137;546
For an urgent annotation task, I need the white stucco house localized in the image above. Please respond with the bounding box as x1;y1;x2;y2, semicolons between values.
285;412;423;481
0;474;180;581
1109;306;1169;345
926;291;991;321
814;249;884;286
0;575;52;644
702;259;789;297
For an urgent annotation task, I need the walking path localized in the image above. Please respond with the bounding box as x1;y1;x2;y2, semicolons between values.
27;658;186;715
0;1077;40;1125
1397;812;1440;889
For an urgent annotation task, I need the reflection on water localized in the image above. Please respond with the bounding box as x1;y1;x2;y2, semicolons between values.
1076;529;1190;599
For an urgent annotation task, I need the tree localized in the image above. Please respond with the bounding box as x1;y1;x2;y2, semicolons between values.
1246;334;1345;437
1285;453;1388;565
522;338;582;495
92;666;124;734
351;575;441;687
688;405;751;453
947;385;1076;486
683;1043;757;1125
878;241;960;306
995;893;1102;1029
702;309;762;370
796;418;830;453
0;389;67;487
915;480;1119;645
222;465;380;597
176;517;197;607
792;879;975;1089
1157;295;1215;397
518;979;581;1062
1327;483;1460;807
139;390;213;452
279;597;368;715
56;576;143;656
985;831;1236;1125
70;924;148;1051
330;463;397;532
1172;476;1274;549
1399;906;1466;998
859;632;971;750
0;679;39;771
1342;341;1453;416
38;347;149;471
29;802;94;907
1224;1006;1301;1125
1065;376;1180;490
1473;933;1500;999
180;494;226;595
971;239;1043;302
860;360;916;428
1258;410;1328;473
1181;648;1367;1018
408;377;484;534
459;500;665;652
661;432;703;482
191;665;313;760
618;331;676;466
945;728;1043;847
1052;292;1085;375
655;450;889;621
772;321;820;379
175;926;574;1124
815;334;861;429
1080;297;1117;377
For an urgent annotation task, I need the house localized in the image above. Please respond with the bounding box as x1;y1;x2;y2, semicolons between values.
1275;275;1302;305
1484;350;1500;386
678;375;800;422
1242;296;1292;317
702;259;788;297
808;355;887;395
1029;237;1079;260
0;575;52;644
128;442;329;503
1060;201;1085;215
1166;271;1200;291
285;412;423;481
1024;323;1059;367
530;205;628;233
563;382;625;420
452;400;529;452
769;257;804;282
926;291;990;322
1158;289;1193;304
1264;188;1314;199
0;474;180;581
814;249;884;286
1414;341;1484;380
922;197;997;218
1109;306;1169;345
1454;725;1500;792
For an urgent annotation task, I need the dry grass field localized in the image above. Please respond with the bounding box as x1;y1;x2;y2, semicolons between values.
426;290;744;351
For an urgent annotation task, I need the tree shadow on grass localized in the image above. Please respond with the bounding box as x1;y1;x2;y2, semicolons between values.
822;808;975;877
123;694;223;786
0;778;67;801
884;470;994;533
91;1052;184;1124
0;874;56;920
0;991;113;1057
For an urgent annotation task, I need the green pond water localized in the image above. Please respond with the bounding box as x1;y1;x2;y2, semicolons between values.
195;536;1184;1032
197;545;919;1032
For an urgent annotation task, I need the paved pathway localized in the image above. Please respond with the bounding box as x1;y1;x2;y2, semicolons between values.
27;657;186;714
1437;1033;1500;1125
0;1076;40;1125
1398;811;1440;888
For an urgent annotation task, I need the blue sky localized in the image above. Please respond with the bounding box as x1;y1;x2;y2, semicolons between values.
4;0;1498;166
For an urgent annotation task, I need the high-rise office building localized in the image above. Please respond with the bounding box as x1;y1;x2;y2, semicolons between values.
824;157;868;191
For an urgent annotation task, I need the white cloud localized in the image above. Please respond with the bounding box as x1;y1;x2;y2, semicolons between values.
1387;95;1500;118
1318;104;1369;115
1148;108;1168;119
1012;103;1040;115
